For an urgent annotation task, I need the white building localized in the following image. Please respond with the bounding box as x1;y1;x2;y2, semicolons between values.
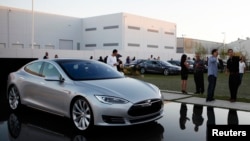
0;6;177;61
227;38;250;57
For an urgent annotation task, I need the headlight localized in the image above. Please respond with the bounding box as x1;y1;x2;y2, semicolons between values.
129;65;135;68
95;95;129;104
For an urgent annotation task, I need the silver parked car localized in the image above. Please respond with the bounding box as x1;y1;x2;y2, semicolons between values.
7;59;164;132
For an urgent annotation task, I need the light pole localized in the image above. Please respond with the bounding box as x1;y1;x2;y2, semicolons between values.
182;34;186;53
222;32;226;51
31;0;34;49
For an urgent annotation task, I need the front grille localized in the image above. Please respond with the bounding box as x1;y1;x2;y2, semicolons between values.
129;113;162;123
128;99;163;116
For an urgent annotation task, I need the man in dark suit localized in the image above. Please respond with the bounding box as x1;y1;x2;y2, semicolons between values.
226;49;240;102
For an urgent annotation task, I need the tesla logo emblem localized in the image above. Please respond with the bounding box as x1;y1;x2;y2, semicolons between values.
141;100;152;107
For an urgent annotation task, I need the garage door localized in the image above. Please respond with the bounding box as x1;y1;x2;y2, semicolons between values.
59;39;73;50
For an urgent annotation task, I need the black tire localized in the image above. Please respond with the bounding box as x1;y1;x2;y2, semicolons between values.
8;86;21;111
140;68;146;74
163;69;169;76
71;97;93;132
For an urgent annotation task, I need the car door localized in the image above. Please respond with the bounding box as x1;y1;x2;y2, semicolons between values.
146;60;155;72
37;62;71;115
21;61;45;105
154;61;163;73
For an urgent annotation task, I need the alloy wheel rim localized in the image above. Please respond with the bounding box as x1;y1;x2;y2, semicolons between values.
141;68;145;74
164;70;169;75
9;87;19;110
72;99;91;130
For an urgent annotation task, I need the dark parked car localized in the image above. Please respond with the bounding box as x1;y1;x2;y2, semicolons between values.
186;60;195;73
138;60;181;75
167;60;181;67
168;59;195;73
124;59;146;68
123;59;147;74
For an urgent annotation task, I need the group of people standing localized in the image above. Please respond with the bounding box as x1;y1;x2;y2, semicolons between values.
180;48;246;103
180;53;206;95
105;49;124;72
43;52;58;59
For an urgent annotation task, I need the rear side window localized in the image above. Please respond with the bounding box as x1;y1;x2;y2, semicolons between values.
24;62;43;76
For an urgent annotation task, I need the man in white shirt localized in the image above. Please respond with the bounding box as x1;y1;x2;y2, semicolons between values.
239;58;246;85
107;49;118;70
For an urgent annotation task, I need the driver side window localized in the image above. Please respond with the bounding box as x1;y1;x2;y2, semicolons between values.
41;62;60;78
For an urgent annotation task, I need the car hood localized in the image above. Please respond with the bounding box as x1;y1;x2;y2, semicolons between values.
171;65;181;69
73;77;161;103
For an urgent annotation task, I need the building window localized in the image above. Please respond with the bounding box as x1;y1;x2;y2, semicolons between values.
176;47;184;53
147;29;159;33
128;43;140;47
85;28;97;31
0;43;6;48
12;43;24;48
85;44;96;47
45;45;55;49
164;46;174;49
30;44;40;49
103;43;119;46
128;26;140;30
103;25;119;30
165;31;174;35
147;45;158;48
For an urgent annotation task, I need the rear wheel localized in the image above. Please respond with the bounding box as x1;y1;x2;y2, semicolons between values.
71;97;93;132
163;69;169;76
8;86;21;111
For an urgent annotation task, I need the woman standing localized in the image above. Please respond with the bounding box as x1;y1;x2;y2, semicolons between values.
180;54;189;94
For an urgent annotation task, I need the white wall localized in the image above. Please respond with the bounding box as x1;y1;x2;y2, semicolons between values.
82;13;123;50
123;13;177;61
0;6;82;50
0;6;179;62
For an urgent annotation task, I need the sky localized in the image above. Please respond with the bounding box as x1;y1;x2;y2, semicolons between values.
0;0;250;43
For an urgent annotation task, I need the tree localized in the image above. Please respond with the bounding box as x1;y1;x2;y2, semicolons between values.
219;46;228;60
194;43;207;59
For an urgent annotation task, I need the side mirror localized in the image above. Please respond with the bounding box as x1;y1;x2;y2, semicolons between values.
45;75;65;82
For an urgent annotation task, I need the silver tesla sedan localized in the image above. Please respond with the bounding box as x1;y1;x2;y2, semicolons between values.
7;59;164;132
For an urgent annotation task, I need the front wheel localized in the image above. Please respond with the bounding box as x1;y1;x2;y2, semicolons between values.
8;86;21;111
71;97;93;132
140;68;146;74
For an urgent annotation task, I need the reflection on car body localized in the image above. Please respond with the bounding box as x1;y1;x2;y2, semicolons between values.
7;59;164;132
139;60;181;75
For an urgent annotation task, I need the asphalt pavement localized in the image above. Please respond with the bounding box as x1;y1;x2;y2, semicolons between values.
161;90;250;112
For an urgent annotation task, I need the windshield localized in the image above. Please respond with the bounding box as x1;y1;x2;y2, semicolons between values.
162;61;173;66
56;59;124;80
